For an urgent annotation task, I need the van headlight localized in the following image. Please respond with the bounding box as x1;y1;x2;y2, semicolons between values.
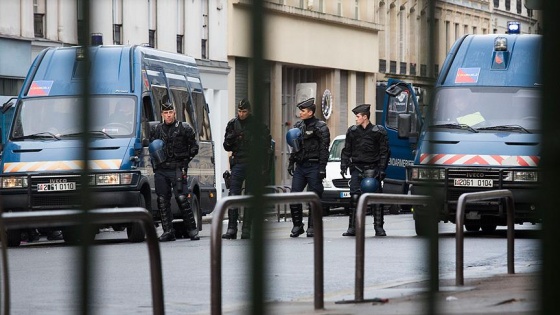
504;171;538;182
91;173;134;186
1;176;29;188
409;167;445;181
323;178;333;188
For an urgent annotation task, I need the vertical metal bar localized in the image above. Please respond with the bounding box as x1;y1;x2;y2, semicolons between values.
354;193;366;302
506;196;515;275
310;197;324;310
0;215;10;314
78;2;94;314
455;195;466;286
210;197;232;315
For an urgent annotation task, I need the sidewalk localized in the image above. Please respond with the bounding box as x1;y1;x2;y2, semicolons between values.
234;272;540;315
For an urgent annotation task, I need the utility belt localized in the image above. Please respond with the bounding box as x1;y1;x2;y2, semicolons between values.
229;155;249;167
350;163;378;172
296;158;319;165
158;160;187;170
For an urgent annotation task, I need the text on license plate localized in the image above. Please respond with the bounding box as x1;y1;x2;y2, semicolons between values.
340;192;351;198
453;178;493;187
37;182;76;192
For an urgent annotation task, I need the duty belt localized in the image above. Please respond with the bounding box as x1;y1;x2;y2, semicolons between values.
159;161;186;169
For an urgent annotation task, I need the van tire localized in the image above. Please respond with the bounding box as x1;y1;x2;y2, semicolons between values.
63;226;97;245
127;194;147;242
6;229;22;247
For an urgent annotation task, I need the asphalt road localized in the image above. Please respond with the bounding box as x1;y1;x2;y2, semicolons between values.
4;212;541;314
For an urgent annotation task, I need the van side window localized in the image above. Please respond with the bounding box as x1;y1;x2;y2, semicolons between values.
192;91;212;141
386;89;418;133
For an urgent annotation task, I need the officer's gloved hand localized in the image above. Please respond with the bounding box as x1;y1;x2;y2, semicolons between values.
340;166;347;178
288;162;295;176
379;171;386;181
319;167;327;180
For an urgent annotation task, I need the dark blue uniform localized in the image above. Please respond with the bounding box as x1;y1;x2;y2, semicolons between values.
288;98;330;237
150;119;199;241
341;104;390;236
222;100;272;239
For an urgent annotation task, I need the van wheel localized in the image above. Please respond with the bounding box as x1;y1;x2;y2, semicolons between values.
414;218;430;237
465;221;480;232
5;229;22;247
63;226;97;245
127;194;147;242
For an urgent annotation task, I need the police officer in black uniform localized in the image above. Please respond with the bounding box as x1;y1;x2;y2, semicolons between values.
150;95;200;242
288;98;330;237
341;104;390;237
222;99;272;239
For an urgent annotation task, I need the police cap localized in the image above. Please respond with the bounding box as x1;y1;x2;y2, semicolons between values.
297;98;316;111
238;98;251;110
352;104;371;115
161;94;174;111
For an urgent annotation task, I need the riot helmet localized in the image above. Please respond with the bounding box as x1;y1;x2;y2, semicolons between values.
148;139;166;165
286;128;303;152
360;177;380;193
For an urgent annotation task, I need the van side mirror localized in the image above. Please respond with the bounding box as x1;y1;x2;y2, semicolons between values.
2;98;15;114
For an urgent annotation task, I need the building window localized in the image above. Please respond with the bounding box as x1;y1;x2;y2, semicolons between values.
410;63;417;76
420;64;427;77
113;25;122;45
390;60;397;73
149;30;156;48
516;0;522;13
379;59;387;73
177;35;184;54
505;0;510;11
34;14;45;38
400;62;407;75
493;0;499;7
201;39;208;59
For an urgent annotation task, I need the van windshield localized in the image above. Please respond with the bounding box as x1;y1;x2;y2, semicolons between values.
329;138;345;162
10;96;136;139
431;87;540;130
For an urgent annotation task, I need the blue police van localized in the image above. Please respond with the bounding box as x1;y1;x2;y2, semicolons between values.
401;34;541;235
0;45;217;246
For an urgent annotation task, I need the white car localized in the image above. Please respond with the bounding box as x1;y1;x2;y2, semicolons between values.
321;135;350;215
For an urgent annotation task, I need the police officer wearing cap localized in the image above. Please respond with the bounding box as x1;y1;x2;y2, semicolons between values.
288;98;330;237
341;104;390;237
149;95;200;242
222;98;272;239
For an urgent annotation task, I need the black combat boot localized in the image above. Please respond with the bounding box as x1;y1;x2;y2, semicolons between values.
159;207;176;242
240;209;252;239
373;204;387;236
289;204;305;237
222;208;238;239
306;208;314;237
342;210;356;236
343;194;359;236
177;194;200;241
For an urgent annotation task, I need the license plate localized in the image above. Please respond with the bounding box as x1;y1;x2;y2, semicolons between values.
453;178;493;187
340;192;351;198
37;182;76;192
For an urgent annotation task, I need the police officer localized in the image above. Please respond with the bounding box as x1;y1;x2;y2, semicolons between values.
288;98;330;237
149;95;200;242
341;104;390;237
222;99;272;239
